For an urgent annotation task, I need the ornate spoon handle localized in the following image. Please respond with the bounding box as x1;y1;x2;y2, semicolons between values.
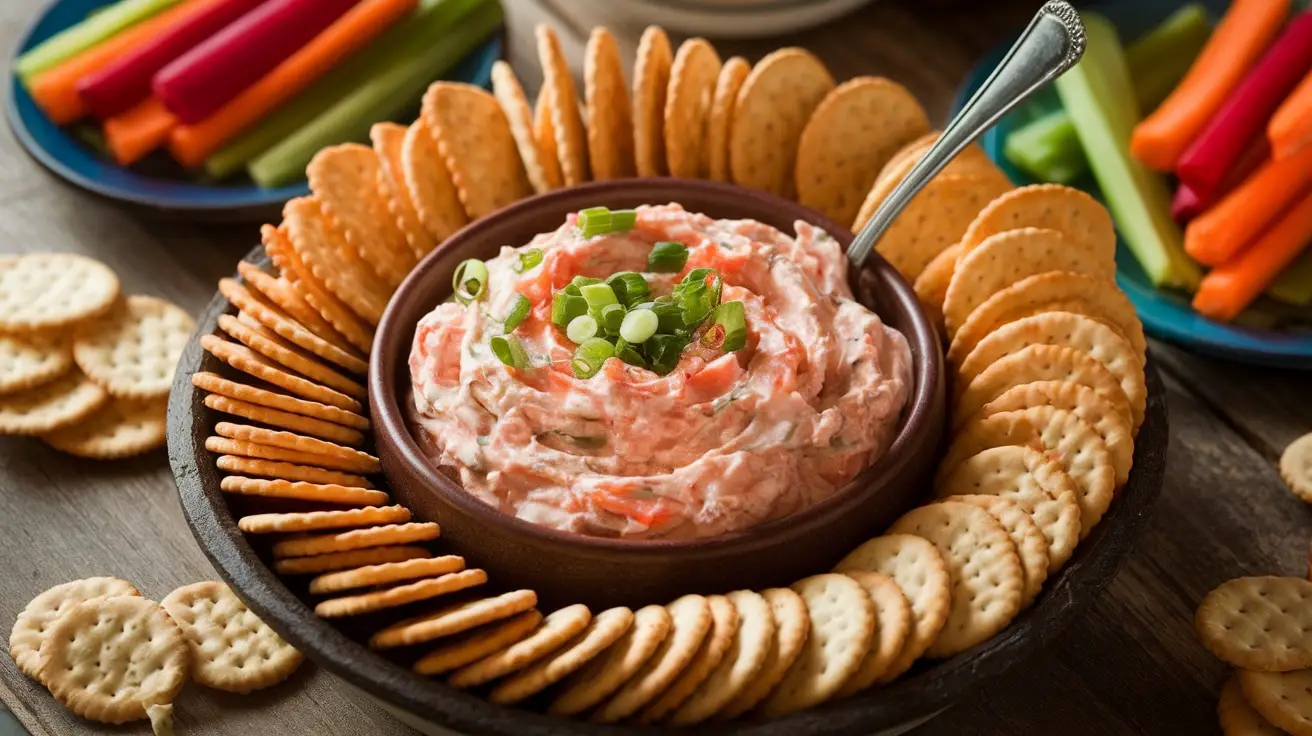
846;1;1087;266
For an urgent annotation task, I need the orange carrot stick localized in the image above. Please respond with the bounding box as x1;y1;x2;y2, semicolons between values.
1270;72;1312;160
104;98;178;166
1130;0;1288;172
1184;145;1312;267
1193;189;1312;322
168;0;418;168
26;0;210;125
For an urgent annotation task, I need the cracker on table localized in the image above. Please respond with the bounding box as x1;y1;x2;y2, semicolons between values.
949;495;1050;607
548;604;670;716
833;534;950;682
1197;577;1312;672
871;173;1014;282
532;86;564;190
913;242;961;334
260;224;375;355
716;587;808;719
39;596;188;724
235;261;356;358
370;590;539;650
414;610;544;677
594;594;712;723
852;136;1005;233
309;555;464;595
401;120;470;244
146;703;173;736
73;295;192;399
212;422;378;471
0;332;72;395
204;393;363;446
836;571;911;697
663;38;721;180
1218;673;1284;736
9;577;140;681
239;506;408;536
584;27;635;181
273;522;439;558
729;48;834;198
273;546;430;576
961;183;1117;262
0;253;119;333
890;502;1023;658
1280;433;1312;504
491;61;557;193
0;370;107;436
706;56;749;183
535;25;589;186
796;76;929;227
41;396;166;459
490;607;634;705
219;475;388;506
761;573;875;716
307;143;414;289
283;196;390;326
423;82;534;219
218;310;365;401
200;335;361;413
193;371;367;431
370;122;437;260
448;604;591;688
314;569;487;619
632;26;673;177
668;590;773;725
220;275;366;375
943;227;1116;337
161;581;301;693
639;594;738;723
1239;668;1312;736
217;455;372;488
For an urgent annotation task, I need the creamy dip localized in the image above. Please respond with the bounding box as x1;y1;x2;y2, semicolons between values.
409;203;912;540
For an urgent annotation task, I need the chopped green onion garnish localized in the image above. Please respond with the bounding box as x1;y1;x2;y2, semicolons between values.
646;334;688;375
599;304;626;334
712;301;746;351
614;338;647;367
609;209;636;231
650;302;685;333
620;308;659;343
578;207;637;238
673;268;720;327
513;249;543;273
571;275;603;289
648;242;689;273
490;335;528;369
453;259;488;304
502;294;531;332
606;271;649;306
551;293;588;326
572;338;614;378
566;314;599;343
580;283;618;310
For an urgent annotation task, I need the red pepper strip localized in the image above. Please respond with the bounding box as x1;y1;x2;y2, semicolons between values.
1176;11;1312;194
1171;135;1269;224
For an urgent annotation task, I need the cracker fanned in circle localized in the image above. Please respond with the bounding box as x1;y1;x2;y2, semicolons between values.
448;604;591;688
639;594;737;723
871;173;1013;282
954;343;1133;431
315;569;487;618
536;25;589;186
707;57;750;183
401;120;470;243
261;224;375;355
549;604;670;716
309;555;464;595
283;197;390;326
307;144;415;289
585;27;636;181
960;183;1117;261
490;607;635;705
533;86;565;189
161;581;302;693
370;590;539;650
370;122;437;260
836;571;911;697
729;48;834;198
664;38;722;179
716;587;808;719
492;61;557;194
668;590;774;724
852;136;1004;232
633;26;674;177
414;611;544;677
423;83;533;220
594;594;711;723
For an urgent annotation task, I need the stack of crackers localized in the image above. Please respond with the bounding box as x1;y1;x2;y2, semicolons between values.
0;253;192;458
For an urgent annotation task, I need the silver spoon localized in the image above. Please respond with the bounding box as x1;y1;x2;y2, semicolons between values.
846;0;1087;266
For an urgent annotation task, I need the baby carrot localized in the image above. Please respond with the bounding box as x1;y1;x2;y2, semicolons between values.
26;0;208;125
168;0;418;168
1269;72;1312;161
1184;145;1312;267
1130;0;1289;172
1193;189;1312;322
104;98;177;166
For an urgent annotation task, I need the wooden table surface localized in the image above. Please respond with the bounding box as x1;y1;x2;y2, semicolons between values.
2;1;1310;734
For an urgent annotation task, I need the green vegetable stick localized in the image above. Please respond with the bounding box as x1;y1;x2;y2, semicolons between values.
1006;4;1211;184
1267;250;1312;306
247;0;501;187
1054;12;1201;290
15;0;183;84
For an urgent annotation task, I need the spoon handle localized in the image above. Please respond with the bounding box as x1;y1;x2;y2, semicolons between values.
846;0;1087;266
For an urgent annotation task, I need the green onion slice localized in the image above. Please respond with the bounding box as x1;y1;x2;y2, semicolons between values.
649;302;685;333
453;259;489;304
578;207;638;238
551;293;588;326
674;268;720;327
566;314;599;343
712;300;746;351
502;294;531;332
580;283;619;309
606;271;649;306
513;249;543;273
572;338;615;378
490;335;529;369
648;241;689;273
614;338;647;367
600;304;626;334
619;308;658;343
645;334;688;376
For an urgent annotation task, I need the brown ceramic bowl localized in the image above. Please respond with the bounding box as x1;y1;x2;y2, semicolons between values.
369;178;946;610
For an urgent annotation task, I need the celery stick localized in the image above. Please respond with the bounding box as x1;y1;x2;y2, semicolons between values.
1268;250;1312;305
1054;12;1201;290
15;0;182;84
248;0;501;187
206;0;488;179
1004;111;1086;184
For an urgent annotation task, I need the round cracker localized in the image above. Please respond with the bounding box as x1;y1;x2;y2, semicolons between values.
594;594;711;723
491;61;556;194
942;227;1116;337
490;607;634;705
216;455;371;488
0;333;72;395
73;295;193;399
549;604;670;716
234;261;356;358
200;335;361;413
0;370;108;436
413;610;543;676
1218;673;1284;736
707;56;749;183
949;494;1050;606
219;475;388;506
639;594;737;723
664;38;721;179
239;506;412;536
890;502;1023;658
0;253;120;333
401;120;470;243
833;534;951;682
210;422;379;471
370;122;437;260
913;242;961;334
314;569;487;619
283;196;390;326
796;76;930;226
272;522;440;558
954;344;1133;432
260;224;375;355
960;183;1116;261
729;48;834;198
1280;433;1312;504
536;25;589;185
715;587;808;719
41;395;166;459
1197;577;1312;672
761;573;875;716
532;86;565;189
220;276;366;376
853;138;1006;232
835;571;911;697
1238;668;1312;736
307;143;414;288
273;546;431;576
217;312;364;400
193;371;367;431
448;604;591;688
308;555;463;595
584;27;635;181
161;581;301;693
369;590;539;650
423;82;533;220
872;173;1014;281
9;577;141;681
204;393;363;446
937;445;1082;572
667;590;774;725
632;25;673;177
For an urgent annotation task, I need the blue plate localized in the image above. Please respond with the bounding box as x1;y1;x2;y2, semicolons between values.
952;0;1312;369
4;0;501;219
